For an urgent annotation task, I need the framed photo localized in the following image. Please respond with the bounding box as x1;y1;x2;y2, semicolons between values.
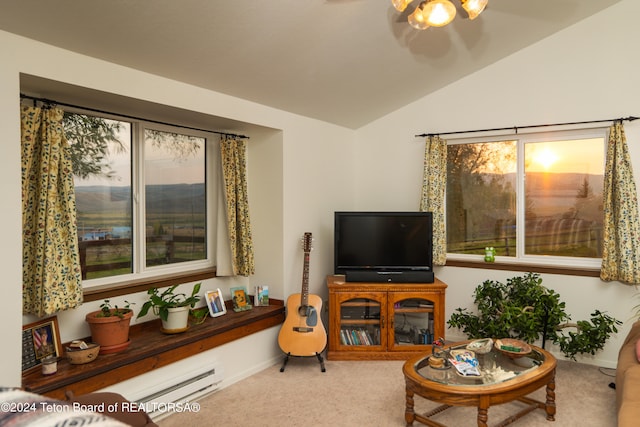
206;288;227;318
231;286;252;312
22;316;62;372
254;285;269;306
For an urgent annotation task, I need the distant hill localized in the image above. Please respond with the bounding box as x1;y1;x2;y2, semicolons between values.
500;172;603;196
526;172;604;196
75;184;205;213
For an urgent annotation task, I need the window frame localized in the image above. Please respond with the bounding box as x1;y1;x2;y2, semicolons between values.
444;126;609;273
65;107;219;291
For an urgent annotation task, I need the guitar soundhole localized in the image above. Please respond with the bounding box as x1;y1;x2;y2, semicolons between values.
298;305;309;317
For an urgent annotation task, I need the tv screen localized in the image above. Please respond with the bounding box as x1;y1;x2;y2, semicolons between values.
334;211;433;275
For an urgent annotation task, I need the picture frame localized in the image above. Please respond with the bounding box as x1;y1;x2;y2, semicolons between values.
254;285;269;306
22;316;62;372
231;286;252;312
206;288;227;318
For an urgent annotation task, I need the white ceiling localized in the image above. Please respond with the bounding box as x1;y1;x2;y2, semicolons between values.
0;0;622;129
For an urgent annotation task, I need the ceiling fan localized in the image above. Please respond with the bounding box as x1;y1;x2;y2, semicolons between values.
392;0;488;29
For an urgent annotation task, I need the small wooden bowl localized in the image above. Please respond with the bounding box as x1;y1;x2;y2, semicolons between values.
427;356;449;369
66;343;100;364
494;338;532;359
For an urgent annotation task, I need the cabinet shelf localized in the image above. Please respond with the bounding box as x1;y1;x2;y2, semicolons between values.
327;275;447;361
395;307;434;313
342;302;378;307
340;319;380;325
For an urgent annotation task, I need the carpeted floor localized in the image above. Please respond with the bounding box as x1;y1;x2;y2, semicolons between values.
159;357;617;427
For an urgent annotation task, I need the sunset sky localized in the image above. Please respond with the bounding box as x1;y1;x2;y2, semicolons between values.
525;138;605;174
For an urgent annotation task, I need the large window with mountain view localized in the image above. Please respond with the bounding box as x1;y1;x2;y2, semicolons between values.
65;111;214;284
446;128;606;267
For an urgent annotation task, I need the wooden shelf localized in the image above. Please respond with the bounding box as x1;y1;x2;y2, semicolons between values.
22;301;284;400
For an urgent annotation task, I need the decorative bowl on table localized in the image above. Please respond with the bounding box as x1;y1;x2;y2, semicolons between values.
466;338;494;354
65;342;100;364
494;338;532;359
427;355;450;370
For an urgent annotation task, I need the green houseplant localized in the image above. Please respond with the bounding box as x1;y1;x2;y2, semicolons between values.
137;283;201;333
85;300;135;354
447;273;621;360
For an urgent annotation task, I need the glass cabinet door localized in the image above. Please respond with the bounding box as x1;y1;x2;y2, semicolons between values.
389;295;435;351
337;294;385;350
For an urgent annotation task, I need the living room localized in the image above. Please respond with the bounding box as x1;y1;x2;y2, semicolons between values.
1;0;639;423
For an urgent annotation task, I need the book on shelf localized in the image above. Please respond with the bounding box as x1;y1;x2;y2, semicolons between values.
340;327;378;346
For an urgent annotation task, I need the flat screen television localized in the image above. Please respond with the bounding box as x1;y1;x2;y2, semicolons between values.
334;211;434;283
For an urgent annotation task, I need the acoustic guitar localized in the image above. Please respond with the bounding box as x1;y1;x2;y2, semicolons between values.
278;232;327;358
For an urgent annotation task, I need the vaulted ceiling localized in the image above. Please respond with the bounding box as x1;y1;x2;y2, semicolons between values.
0;0;621;129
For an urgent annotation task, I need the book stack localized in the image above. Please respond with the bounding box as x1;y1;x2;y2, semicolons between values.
340;328;379;346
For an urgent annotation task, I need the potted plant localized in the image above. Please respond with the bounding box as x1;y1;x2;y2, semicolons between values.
137;283;201;334
189;307;209;326
85;300;134;354
447;273;621;360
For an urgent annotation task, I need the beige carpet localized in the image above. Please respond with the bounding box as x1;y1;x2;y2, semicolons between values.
159;356;617;427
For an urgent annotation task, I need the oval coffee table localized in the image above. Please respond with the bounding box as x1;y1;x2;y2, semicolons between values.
403;341;556;427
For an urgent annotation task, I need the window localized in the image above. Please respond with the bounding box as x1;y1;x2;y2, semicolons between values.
445;128;606;267
66;111;216;286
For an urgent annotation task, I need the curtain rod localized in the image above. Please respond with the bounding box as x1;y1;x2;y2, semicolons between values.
415;116;639;138
20;93;250;140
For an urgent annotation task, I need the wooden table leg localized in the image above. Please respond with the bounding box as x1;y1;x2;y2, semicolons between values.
477;406;489;427
545;371;556;421
477;395;490;427
405;388;416;426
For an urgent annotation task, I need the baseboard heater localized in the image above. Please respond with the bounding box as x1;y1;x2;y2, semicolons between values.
128;364;224;420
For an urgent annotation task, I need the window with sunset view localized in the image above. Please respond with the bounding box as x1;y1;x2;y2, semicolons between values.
446;128;606;266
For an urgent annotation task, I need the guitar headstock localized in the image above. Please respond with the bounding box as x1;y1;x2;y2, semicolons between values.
302;232;313;253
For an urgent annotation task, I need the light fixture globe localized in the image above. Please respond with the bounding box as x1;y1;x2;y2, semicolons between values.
422;0;456;27
408;3;430;30
461;0;488;20
392;0;415;12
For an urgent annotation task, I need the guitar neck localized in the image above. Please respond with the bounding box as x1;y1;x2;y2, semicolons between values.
301;251;310;306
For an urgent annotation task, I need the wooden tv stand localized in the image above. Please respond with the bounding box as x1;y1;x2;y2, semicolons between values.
327;275;447;360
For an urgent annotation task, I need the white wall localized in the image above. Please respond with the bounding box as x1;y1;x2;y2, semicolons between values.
355;0;639;368
0;30;355;388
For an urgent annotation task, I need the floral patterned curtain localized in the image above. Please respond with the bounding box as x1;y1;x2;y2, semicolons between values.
219;136;255;276
420;135;447;265
601;121;640;284
21;106;83;316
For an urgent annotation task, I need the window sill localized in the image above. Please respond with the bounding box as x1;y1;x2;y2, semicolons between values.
22;299;284;399
82;267;216;303
444;260;600;277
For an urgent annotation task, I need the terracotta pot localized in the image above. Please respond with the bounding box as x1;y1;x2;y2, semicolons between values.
85;309;133;354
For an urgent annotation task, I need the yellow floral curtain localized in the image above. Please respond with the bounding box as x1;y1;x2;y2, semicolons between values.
21;106;83;316
220;136;255;276
601;121;640;284
420;135;447;265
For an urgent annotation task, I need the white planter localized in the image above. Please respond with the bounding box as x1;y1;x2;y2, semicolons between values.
161;306;190;334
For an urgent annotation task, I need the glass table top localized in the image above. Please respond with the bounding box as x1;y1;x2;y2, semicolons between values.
414;342;545;387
